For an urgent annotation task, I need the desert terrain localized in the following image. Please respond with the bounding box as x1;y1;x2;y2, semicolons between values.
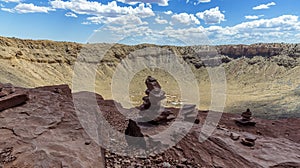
0;84;299;167
0;36;300;167
0;36;300;118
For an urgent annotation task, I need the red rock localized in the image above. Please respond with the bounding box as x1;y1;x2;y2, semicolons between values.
0;92;29;111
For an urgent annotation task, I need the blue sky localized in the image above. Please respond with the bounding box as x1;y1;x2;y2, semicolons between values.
1;0;300;45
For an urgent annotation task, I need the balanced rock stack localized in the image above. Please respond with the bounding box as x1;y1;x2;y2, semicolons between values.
235;108;256;126
0;83;29;111
139;76;175;124
140;76;166;111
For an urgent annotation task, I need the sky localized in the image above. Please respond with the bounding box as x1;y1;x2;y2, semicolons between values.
1;0;300;45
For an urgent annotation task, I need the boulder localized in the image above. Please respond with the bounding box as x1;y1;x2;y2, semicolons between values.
125;119;146;149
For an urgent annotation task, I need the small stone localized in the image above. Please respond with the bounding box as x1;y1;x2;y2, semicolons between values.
113;163;121;168
145;159;151;164
124;159;131;164
241;138;255;147
244;134;257;142
149;153;156;158
181;158;187;163
176;164;185;168
256;130;262;135
230;132;240;141
84;141;91;145
162;162;171;167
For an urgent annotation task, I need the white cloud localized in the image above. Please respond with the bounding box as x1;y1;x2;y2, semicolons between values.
204;15;300;44
116;0;169;6
65;12;77;17
81;21;91;25
1;7;13;12
108;15;148;25
103;24;152;37
198;0;211;3
245;15;264;20
233;15;299;30
2;3;55;13
171;13;200;25
0;0;20;3
87;14;148;26
196;7;225;24
50;0;154;18
88;14;300;45
155;16;168;24
164;10;172;15
253;2;276;10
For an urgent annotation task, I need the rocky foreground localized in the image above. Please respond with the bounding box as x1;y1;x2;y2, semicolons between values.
0;84;300;168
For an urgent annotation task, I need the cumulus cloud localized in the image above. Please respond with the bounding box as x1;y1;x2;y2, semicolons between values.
15;3;55;13
2;3;55;13
116;0;169;6
50;0;154;18
171;13;200;25
245;15;264;20
1;7;13;12
253;2;276;10
196;7;225;24
155;16;168;24
90;14;300;45
164;10;172;15
87;14;148;25
233;15;299;30
204;15;300;44
0;0;20;3
65;12;77;17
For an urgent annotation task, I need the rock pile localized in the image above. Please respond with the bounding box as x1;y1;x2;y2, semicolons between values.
0;83;28;111
235;108;256;126
0;147;16;164
139;76;175;124
104;151;198;168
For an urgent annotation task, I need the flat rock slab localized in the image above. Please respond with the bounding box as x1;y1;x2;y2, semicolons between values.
0;92;28;111
234;118;256;126
0;85;105;168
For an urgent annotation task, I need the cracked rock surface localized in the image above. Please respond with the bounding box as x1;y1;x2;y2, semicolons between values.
0;85;104;168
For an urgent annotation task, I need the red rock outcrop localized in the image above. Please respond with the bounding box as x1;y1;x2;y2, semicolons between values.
0;85;104;168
